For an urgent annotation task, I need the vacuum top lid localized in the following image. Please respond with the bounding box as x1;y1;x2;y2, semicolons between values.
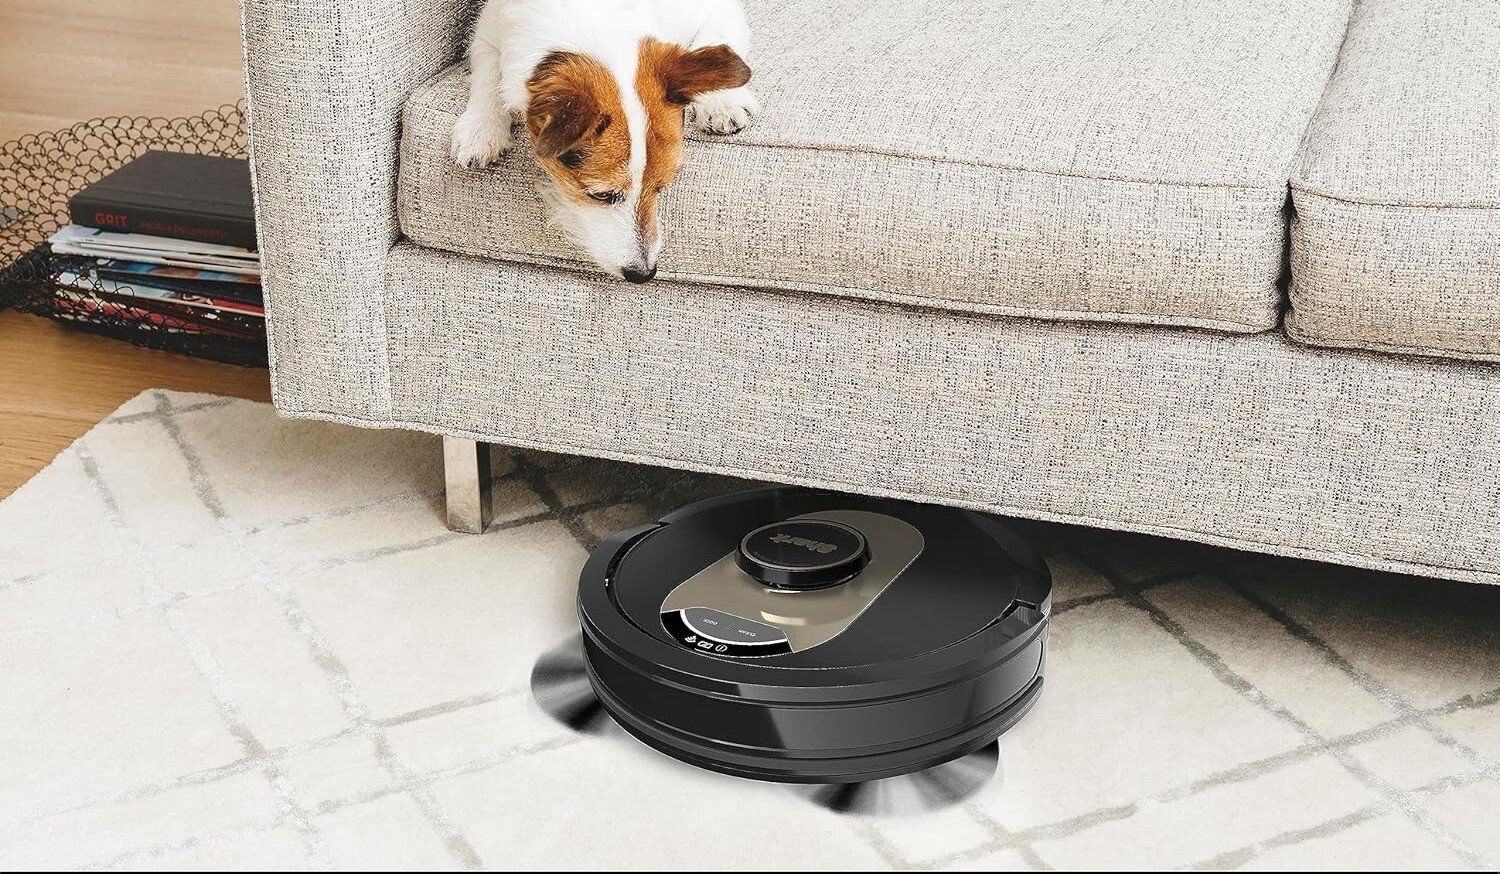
588;488;1050;672
735;519;870;590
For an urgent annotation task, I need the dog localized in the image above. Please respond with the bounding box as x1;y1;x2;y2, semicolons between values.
451;0;758;283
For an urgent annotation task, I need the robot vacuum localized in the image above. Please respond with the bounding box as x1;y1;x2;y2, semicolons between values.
560;487;1052;788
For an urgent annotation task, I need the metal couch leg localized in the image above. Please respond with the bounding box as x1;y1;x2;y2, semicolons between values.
443;437;493;534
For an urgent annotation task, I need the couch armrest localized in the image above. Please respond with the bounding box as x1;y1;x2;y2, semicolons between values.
240;0;473;419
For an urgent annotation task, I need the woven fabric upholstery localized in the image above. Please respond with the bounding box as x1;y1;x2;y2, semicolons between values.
244;0;1500;586
370;244;1500;585
1290;0;1500;362
239;0;475;417
398;0;1353;332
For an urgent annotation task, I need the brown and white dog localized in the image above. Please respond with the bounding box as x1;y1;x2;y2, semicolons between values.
451;0;757;282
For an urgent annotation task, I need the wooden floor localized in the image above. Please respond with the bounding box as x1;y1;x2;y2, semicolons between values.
0;1;246;143
0;311;272;498
0;0;260;499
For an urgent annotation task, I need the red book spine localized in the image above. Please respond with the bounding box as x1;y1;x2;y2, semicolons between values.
68;197;257;249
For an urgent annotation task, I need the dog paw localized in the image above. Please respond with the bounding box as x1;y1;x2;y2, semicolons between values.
687;87;760;136
451;108;513;168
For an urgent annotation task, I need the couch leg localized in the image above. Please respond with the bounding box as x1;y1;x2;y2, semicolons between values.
443;436;493;534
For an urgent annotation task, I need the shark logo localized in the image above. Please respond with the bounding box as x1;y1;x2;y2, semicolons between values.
769;532;839;554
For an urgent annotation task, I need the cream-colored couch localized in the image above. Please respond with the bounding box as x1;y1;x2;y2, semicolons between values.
241;0;1500;584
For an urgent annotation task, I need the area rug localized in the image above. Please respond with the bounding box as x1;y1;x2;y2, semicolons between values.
2;389;1498;871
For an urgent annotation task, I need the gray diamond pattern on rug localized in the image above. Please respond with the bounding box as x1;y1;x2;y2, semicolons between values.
0;389;1497;870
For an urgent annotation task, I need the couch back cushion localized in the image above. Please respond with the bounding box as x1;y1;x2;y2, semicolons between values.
1291;0;1500;362
400;0;1353;332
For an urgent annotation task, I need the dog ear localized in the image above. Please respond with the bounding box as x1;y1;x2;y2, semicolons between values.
657;44;752;106
525;51;614;160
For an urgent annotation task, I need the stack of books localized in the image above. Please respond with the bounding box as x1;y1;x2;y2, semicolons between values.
46;151;262;340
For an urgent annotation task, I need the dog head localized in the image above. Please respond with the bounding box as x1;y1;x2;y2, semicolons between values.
525;39;750;282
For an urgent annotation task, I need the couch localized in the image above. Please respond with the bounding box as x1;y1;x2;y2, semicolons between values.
239;0;1500;585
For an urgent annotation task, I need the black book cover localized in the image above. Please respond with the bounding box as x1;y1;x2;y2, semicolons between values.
68;151;256;249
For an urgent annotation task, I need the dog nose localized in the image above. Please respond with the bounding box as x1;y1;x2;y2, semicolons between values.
622;264;657;284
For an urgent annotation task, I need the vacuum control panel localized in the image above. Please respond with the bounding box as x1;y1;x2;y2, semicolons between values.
658;510;924;657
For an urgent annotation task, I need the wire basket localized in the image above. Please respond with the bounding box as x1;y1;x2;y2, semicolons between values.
0;104;267;367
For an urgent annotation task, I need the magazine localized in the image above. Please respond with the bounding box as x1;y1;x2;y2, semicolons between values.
51;290;263;339
94;260;262;305
56;269;265;318
48;225;261;276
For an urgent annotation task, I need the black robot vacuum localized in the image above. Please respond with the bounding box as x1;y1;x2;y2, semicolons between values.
560;487;1051;788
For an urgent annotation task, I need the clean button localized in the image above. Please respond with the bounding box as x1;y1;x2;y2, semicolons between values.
680;607;788;646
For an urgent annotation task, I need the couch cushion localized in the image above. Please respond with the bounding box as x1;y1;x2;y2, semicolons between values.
382;242;1500;585
399;0;1352;332
1290;0;1500;362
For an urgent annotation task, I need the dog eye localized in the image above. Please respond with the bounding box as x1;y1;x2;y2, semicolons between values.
587;190;624;205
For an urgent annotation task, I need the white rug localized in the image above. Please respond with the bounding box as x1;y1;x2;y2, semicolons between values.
2;389;1498;871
